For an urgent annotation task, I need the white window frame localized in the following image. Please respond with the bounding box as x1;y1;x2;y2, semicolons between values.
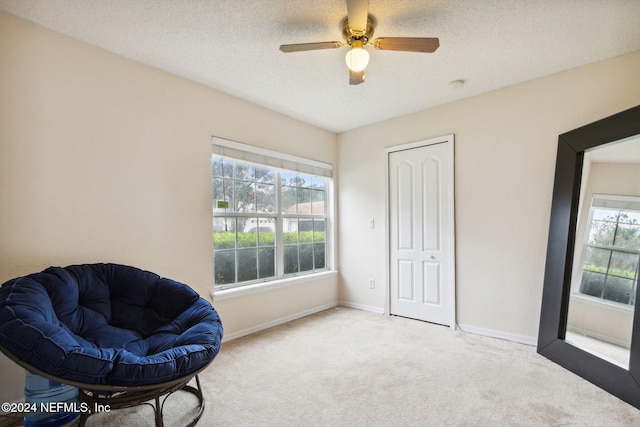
211;137;335;295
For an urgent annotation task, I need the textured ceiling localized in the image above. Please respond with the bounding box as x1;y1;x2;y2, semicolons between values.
1;0;639;133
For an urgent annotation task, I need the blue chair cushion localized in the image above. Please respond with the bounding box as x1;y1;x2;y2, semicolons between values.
0;264;223;386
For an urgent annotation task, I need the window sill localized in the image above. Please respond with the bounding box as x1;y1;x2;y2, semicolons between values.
212;270;338;301
570;293;634;314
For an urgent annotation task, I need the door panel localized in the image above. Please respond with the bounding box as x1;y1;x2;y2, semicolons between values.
423;157;441;251
423;261;440;304
397;162;414;250
398;259;414;301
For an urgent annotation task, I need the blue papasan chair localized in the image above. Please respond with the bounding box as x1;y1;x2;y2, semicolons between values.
0;263;223;426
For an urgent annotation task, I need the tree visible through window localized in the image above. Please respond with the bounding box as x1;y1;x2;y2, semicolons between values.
579;200;640;306
212;156;328;288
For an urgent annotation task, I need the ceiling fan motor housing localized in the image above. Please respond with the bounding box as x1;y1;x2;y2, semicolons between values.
342;16;375;46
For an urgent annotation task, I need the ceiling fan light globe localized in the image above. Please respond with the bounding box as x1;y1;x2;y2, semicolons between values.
345;47;369;72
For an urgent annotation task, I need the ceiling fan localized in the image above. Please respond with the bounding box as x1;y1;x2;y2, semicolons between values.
279;0;439;85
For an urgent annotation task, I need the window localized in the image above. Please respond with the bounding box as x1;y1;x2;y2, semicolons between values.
577;194;640;306
212;138;332;290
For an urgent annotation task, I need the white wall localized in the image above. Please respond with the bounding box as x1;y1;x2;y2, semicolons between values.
0;12;337;402
337;50;640;343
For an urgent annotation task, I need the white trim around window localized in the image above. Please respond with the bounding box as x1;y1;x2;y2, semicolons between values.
211;136;336;293
213;270;338;301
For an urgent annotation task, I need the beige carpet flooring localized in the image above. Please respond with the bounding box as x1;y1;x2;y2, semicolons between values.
87;307;640;426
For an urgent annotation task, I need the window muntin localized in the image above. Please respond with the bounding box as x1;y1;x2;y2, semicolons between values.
213;156;329;289
578;200;640;306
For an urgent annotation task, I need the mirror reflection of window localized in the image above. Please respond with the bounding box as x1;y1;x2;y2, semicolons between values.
578;195;640;307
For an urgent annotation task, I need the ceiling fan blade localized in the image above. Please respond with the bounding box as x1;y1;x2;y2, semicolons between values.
349;69;365;85
373;37;440;53
346;0;369;34
279;41;342;53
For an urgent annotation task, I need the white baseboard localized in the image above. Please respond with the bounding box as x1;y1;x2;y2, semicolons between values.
221;303;535;347
338;301;385;315
567;327;629;348
457;323;537;346
222;302;339;342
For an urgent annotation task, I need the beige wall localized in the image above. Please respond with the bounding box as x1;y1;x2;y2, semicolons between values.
337;50;640;343
0;12;337;402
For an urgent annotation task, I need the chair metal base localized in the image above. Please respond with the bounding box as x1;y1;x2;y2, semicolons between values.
78;375;205;427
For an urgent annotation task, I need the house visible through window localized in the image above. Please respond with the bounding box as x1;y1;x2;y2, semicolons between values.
578;194;640;306
212;138;331;289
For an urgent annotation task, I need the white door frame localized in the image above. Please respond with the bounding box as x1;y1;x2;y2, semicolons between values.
384;134;456;329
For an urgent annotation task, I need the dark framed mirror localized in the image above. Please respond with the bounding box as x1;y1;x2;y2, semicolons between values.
538;104;640;408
